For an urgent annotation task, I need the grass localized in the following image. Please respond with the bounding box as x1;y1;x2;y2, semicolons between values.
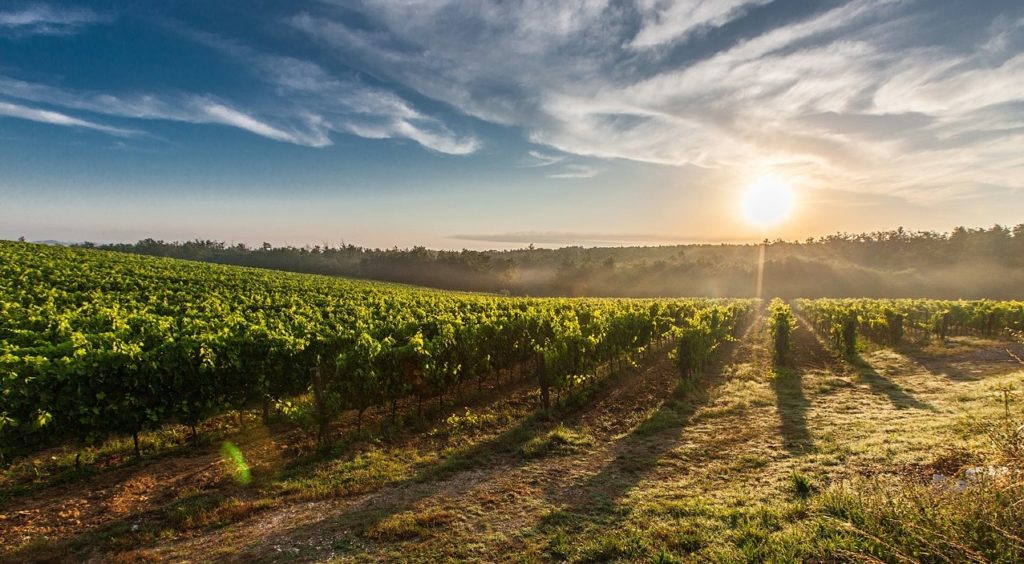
364;507;460;541
0;410;257;502
520;424;595;459
165;493;275;530
789;471;815;498
493;330;1024;562
274;447;426;500
814;476;1024;561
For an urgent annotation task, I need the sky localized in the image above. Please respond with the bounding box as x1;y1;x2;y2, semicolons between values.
1;0;1022;249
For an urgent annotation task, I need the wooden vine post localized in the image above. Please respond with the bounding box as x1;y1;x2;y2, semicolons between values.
538;351;551;411
310;366;329;449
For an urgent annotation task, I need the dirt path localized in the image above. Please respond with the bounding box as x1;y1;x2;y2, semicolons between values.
0;429;260;550
0;368;543;557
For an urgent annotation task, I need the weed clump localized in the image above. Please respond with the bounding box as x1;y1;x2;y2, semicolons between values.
520;424;593;458
789;471;815;498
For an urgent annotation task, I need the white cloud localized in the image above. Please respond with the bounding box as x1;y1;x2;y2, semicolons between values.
388;120;480;155
0;100;137;136
0;4;107;36
162;23;480;154
525;150;564;167
0;19;480;154
292;0;1024;199
198;102;331;147
630;0;772;49
0;68;478;153
548;164;602;179
0;75;334;147
3;0;1021;194
251;56;480;154
874;53;1024;116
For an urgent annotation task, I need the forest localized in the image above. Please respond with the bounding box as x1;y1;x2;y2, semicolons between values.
90;224;1024;298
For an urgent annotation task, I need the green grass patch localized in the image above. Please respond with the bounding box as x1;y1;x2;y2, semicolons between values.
520;424;594;459
363;507;459;541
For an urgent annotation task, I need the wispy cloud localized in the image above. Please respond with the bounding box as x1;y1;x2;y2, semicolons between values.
523;148;602;178
524;150;564;167
0;75;332;147
547;164;602;179
0;100;137;136
0;4;107;36
629;0;772;49
0;17;480;153
164;23;480;154
3;0;1021;192
198;101;330;147
293;0;1024;200
0;70;476;152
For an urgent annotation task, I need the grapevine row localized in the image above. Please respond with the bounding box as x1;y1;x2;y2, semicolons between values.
794;298;1024;354
0;242;753;460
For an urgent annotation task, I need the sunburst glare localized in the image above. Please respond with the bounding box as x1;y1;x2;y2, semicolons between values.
741;175;796;228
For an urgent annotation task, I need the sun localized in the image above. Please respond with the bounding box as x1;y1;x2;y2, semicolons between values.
740;175;795;228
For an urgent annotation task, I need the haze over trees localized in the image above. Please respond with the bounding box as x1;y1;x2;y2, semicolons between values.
92;224;1024;299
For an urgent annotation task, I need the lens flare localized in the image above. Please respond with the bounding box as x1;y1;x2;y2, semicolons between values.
220;441;251;485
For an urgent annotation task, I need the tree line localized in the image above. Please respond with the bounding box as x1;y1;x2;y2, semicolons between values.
81;224;1024;299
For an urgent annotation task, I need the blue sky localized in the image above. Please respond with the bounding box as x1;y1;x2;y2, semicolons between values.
1;0;1022;248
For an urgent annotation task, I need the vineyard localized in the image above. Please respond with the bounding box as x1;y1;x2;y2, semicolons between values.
795;298;1024;355
0;241;752;462
2;241;1023;562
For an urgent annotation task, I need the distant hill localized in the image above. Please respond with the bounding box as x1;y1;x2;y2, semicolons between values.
88;224;1024;299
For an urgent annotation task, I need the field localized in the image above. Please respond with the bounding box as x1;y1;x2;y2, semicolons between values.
2;242;1024;562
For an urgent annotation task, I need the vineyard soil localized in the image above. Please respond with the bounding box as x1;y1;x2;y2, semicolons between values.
3;314;1022;561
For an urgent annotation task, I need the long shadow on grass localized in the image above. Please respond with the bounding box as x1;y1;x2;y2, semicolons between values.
912;357;983;382
11;403;553;563
852;355;935;411
771;368;812;454
534;380;710;525
867;341;987;383
3;372;541;557
528;318;761;552
6;374;544;562
902;342;1024;382
767;319;855;457
220;351;675;560
793;314;935;413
